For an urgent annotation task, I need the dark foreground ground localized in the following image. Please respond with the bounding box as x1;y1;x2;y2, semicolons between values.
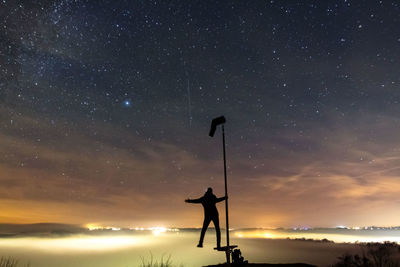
205;263;316;267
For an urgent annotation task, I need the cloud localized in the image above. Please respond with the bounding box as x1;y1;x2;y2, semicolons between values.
223;113;400;227
0;108;224;226
2;103;400;228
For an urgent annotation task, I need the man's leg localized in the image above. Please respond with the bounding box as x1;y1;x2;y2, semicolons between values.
198;217;211;247
212;216;221;248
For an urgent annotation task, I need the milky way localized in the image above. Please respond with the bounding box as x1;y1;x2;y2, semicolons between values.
2;1;400;227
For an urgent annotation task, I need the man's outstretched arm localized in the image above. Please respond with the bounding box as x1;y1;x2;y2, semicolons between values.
185;197;202;203
216;196;227;203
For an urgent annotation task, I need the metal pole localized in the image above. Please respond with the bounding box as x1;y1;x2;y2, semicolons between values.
222;125;230;264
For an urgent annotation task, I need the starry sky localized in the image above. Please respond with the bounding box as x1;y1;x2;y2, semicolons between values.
2;0;400;228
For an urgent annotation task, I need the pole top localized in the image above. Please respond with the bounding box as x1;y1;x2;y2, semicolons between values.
209;116;226;137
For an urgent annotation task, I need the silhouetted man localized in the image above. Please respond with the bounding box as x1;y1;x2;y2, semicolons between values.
185;187;227;248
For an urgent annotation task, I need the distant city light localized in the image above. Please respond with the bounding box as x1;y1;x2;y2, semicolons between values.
86;224;121;231
86;224;179;234
149;227;167;236
87;224;102;231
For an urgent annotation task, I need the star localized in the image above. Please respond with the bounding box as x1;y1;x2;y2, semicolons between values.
123;100;131;107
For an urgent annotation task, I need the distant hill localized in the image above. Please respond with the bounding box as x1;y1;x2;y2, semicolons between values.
0;223;84;235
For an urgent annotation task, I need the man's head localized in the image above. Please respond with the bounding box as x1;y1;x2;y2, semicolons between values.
205;187;213;195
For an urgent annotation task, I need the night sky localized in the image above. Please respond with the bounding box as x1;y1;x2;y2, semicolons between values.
2;0;400;228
